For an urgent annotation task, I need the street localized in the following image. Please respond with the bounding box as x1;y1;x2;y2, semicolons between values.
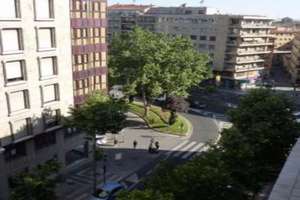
57;110;223;200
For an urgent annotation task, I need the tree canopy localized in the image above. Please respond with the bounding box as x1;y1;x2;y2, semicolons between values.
109;27;211;115
65;91;127;136
10;160;60;200
120;89;299;200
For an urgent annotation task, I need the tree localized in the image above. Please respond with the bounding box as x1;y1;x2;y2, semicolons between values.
109;28;210;116
117;189;173;200
65;91;127;194
159;36;211;99
10;160;60;200
146;151;245;200
109;28;164;116
218;89;299;195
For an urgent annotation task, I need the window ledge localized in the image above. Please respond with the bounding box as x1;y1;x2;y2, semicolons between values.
5;81;27;87
0;18;22;21
42;100;60;107
1;50;24;55
44;125;63;133
40;75;57;81
35;18;55;22
37;48;56;52
13;135;34;144
9;109;30;117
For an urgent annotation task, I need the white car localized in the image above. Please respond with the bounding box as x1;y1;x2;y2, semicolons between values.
293;111;300;123
96;135;108;145
109;85;124;99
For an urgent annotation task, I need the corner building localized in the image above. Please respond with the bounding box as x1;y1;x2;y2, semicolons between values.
0;1;82;199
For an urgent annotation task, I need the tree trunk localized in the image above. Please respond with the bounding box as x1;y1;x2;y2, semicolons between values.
92;134;97;195
141;88;148;117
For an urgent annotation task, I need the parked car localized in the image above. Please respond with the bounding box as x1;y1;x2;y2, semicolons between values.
88;182;126;200
96;135;108;146
109;85;124;99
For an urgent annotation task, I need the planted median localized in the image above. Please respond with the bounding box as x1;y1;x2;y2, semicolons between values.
129;102;190;136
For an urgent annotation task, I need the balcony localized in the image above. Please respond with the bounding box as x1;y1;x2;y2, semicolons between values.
237;50;272;56
225;57;265;64
240;42;273;47
241;23;275;29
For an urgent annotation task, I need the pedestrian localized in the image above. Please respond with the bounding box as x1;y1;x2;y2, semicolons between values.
150;137;154;145
133;140;137;149
155;141;160;150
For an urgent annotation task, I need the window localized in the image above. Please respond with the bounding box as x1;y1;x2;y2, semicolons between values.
209;36;216;41
39;57;57;78
42;84;59;104
5;60;26;83
35;0;54;19
43;109;61;129
1;29;23;53
208;45;215;50
0;0;19;19
34;131;56;150
200;36;207;41
190;35;197;40
8;90;30;113
10;118;32;140
199;44;207;50
37;28;55;50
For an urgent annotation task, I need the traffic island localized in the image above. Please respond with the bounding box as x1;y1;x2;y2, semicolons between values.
128;102;191;136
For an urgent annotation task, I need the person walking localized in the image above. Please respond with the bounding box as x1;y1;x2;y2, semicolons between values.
155;141;160;150
133;140;137;149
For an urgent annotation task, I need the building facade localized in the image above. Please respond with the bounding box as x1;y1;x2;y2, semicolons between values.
70;0;108;105
0;1;84;199
108;5;274;88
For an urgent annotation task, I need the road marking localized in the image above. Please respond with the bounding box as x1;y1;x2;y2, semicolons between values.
173;141;197;157
165;140;189;156
194;146;209;157
181;143;205;159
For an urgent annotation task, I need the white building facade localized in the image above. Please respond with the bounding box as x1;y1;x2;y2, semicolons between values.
0;1;83;199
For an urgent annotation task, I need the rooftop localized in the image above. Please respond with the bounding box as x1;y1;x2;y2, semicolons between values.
108;4;153;11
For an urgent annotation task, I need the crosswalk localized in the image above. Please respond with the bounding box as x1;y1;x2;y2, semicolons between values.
165;140;207;160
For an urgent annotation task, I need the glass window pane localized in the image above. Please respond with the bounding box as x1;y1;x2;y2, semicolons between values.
2;29;20;52
35;0;51;19
0;0;16;18
43;85;56;103
10;91;25;111
38;29;53;49
40;57;54;77
6;61;22;80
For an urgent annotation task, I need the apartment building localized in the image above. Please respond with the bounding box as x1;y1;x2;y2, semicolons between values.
0;1;85;199
108;5;274;88
70;0;108;106
287;33;300;84
108;4;152;43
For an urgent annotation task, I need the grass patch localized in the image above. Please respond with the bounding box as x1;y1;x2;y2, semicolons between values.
128;102;189;136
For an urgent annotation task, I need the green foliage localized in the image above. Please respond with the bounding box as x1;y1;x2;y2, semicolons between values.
146;151;245;200
117;189;174;200
109;28;210;114
136;88;299;200
219;89;300;192
10;160;60;200
65;91;128;136
128;102;188;135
